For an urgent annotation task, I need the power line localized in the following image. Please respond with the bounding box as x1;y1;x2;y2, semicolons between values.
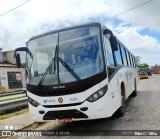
0;0;99;47
0;0;154;47
101;0;154;22
0;0;31;17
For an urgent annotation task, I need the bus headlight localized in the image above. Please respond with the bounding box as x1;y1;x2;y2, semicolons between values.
28;97;39;107
87;85;107;102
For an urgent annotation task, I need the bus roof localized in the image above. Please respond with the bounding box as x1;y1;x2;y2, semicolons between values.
27;21;134;57
28;22;102;42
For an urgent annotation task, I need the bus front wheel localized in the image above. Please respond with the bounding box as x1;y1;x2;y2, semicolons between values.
116;89;126;117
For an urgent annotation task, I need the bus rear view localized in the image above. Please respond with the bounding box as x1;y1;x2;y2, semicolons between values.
14;22;138;122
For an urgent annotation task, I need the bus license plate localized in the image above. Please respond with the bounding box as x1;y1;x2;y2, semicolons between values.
58;118;72;123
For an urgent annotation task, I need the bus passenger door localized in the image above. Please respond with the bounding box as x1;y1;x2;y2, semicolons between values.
104;36;120;111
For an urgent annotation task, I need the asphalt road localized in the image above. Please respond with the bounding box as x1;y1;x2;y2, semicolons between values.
3;75;160;139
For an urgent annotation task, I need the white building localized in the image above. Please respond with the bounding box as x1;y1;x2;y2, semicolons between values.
0;49;26;89
0;48;2;62
0;64;26;89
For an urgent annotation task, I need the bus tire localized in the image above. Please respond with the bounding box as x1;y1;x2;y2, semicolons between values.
116;89;126;117
132;79;137;97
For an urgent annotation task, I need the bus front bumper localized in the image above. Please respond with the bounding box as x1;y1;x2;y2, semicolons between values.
28;93;116;122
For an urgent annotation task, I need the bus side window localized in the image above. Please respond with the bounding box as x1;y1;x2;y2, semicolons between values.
129;54;133;67
114;43;123;65
126;50;130;67
132;57;135;68
104;36;117;78
120;45;127;66
132;56;136;68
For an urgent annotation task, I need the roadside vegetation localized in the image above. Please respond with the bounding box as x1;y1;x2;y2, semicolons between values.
0;85;12;93
0;96;26;102
0;108;28;120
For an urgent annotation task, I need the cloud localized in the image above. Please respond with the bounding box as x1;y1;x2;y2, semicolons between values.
110;0;160;31
118;27;160;51
0;0;112;50
109;24;160;66
0;0;160;66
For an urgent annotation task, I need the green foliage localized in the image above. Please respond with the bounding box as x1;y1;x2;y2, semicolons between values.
0;108;28;120
0;85;12;93
137;65;147;69
143;63;149;68
135;56;150;69
135;56;141;65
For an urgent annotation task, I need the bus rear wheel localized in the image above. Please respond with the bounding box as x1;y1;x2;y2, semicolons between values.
116;89;126;117
132;79;137;97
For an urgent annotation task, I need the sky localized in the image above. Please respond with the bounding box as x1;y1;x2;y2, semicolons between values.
0;0;160;66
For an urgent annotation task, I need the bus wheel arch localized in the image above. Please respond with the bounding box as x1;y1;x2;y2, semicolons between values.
115;82;126;117
132;78;137;97
121;82;126;99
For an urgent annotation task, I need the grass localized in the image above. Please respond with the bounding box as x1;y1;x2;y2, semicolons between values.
0;85;12;93
0;96;26;102
0;108;29;120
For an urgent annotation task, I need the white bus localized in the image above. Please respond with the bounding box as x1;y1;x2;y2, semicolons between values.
14;22;138;123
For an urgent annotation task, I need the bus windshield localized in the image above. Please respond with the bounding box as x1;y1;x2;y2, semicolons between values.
26;25;104;86
139;68;148;74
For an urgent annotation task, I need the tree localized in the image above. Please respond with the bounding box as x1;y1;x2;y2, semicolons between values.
135;56;141;66
143;63;149;69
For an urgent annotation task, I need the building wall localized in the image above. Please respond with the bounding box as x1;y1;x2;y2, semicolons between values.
3;51;16;64
151;66;160;74
0;67;26;89
0;49;2;62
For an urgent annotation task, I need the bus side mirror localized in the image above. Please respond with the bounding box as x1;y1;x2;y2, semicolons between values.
103;29;118;51
110;36;118;51
14;47;33;68
15;53;21;68
14;47;33;59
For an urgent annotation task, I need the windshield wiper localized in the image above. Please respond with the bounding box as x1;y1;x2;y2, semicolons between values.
37;44;58;88
37;32;80;88
37;58;54;88
58;57;80;80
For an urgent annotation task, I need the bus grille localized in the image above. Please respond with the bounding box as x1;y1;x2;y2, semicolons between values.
43;109;88;120
43;102;82;108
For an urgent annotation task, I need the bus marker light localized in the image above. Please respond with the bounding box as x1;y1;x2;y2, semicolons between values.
112;93;115;99
58;118;72;123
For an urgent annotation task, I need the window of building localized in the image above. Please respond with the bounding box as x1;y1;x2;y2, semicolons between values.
7;72;22;89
